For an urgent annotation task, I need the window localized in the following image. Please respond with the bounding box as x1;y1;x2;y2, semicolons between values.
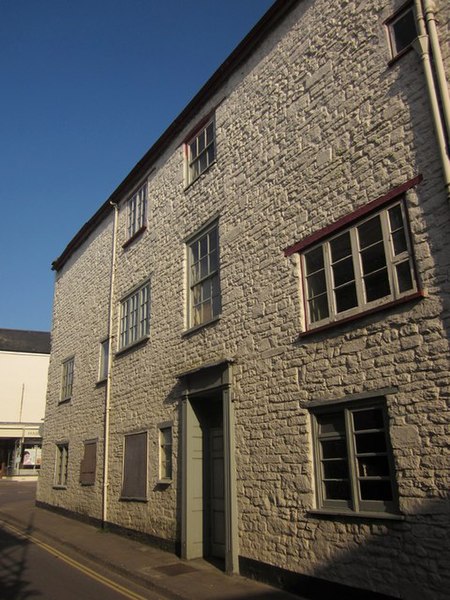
302;201;417;329
186;119;215;184
187;223;221;328
55;443;69;487
158;426;172;482
127;182;147;240
121;432;147;500
98;338;109;381
119;281;150;350
61;357;74;401
80;441;97;485
386;4;417;59
311;400;397;514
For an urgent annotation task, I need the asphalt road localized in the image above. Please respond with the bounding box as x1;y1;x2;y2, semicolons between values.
0;482;166;600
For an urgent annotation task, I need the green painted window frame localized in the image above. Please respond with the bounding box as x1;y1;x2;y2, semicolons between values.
55;443;69;487
310;398;398;515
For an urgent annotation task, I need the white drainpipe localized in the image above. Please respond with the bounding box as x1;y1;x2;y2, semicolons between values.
413;0;450;199
102;201;119;527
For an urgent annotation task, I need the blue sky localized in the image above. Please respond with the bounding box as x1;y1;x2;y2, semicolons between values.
0;0;274;332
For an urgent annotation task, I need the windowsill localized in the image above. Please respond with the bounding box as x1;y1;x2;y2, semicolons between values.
115;335;150;357
307;509;405;521
58;398;72;406
119;496;148;503
299;290;426;338
122;225;147;249
80;482;95;487
52;485;67;490
387;44;414;67
184;160;216;191
182;315;220;337
96;378;107;387
156;478;172;486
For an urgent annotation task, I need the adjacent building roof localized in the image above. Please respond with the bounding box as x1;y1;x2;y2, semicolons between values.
0;329;51;354
51;0;299;272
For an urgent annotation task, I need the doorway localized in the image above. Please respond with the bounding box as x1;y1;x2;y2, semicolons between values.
180;361;238;573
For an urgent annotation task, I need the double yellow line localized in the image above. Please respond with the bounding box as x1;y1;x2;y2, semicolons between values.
2;521;152;600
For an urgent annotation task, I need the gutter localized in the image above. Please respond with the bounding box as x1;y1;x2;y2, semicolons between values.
102;201;119;527
413;0;450;199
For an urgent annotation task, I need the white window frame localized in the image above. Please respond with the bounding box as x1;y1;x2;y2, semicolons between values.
311;399;398;515
301;201;417;330
55;443;69;487
127;182;147;240
386;3;417;59
60;357;74;402
158;424;173;483
186;118;215;185
119;281;150;351
187;222;221;329
98;338;109;382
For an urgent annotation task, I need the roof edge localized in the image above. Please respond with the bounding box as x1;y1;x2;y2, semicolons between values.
52;0;299;272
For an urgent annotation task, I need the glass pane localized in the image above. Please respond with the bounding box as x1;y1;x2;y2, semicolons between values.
392;9;417;54
392;229;407;255
396;261;413;292
360;242;387;275
358;215;382;249
189;140;197;160
202;300;212;322
305;246;324;274
200;256;209;279
199;235;208;257
333;256;355;287
359;479;393;501
324;480;350;500
318;413;345;435
335;283;358;313
364;269;390;302
202;279;212;301
198;132;205;153
207;144;215;165
357;455;390;477
307;271;327;297
209;249;218;273
330;232;351;262
309;294;329;322
211;274;220;298
323;459;348;479
353;408;384;431
206;122;214;144
321;438;347;459
355;431;387;454
199;152;207;174
192;305;201;326
192;284;201;305
388;204;404;230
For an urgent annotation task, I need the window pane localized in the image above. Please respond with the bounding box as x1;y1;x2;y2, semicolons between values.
189;140;197;160
199;235;208;257
309;294;329;322
321;438;347;459
200;256;209;279
360;242;387;274
359;480;393;501
318;413;345;435
333;256;355;287
364;269;391;302
358;215;383;249
323;459;349;479
353;408;384;431
388;204;404;230
202;300;213;322
391;9;417;54
396;261;413;293
330;232;351;262
324;480;350;500
305;247;324;274
307;271;327;297
335;283;358;313
207;144;215;165
357;455;390;477
206;122;214;144
355;431;387;454
391;229;407;255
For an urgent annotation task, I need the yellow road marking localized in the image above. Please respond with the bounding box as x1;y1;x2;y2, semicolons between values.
1;521;151;600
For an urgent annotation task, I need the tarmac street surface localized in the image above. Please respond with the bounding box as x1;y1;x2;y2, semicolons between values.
0;481;302;600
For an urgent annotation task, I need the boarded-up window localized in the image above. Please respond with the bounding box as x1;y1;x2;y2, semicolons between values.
121;432;147;499
80;441;97;485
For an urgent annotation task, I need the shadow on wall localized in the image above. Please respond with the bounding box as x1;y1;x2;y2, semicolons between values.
241;494;450;600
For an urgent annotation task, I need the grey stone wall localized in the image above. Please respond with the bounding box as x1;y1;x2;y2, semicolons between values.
38;0;450;598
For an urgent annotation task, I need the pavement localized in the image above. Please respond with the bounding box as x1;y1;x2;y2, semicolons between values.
0;481;303;600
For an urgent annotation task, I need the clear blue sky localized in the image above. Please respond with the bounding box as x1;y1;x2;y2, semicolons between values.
0;0;274;332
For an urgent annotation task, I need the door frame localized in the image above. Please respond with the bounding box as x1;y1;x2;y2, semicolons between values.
179;360;239;574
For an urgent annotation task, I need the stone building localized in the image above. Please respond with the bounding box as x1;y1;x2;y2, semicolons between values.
0;329;50;479
37;1;450;598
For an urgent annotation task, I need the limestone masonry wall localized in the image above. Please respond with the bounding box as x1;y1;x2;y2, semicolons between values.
38;1;450;598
